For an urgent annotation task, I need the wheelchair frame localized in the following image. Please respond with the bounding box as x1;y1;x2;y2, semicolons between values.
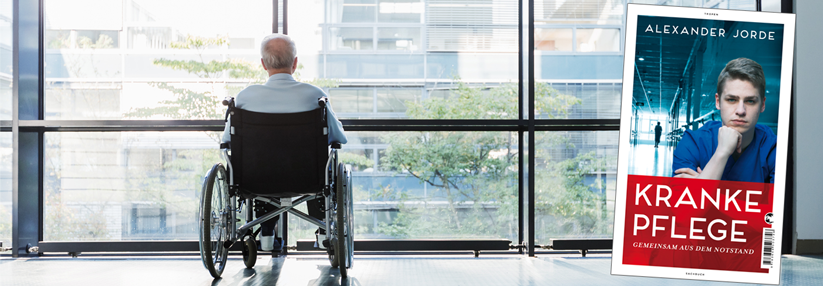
198;97;353;278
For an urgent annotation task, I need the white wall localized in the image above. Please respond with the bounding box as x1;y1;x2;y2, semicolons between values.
794;0;823;243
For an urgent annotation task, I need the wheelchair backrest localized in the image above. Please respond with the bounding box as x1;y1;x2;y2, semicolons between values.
229;106;329;198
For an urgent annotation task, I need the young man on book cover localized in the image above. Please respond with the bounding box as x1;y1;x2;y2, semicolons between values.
672;58;776;184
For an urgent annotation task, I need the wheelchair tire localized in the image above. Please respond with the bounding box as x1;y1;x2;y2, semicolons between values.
199;163;230;278
242;236;257;269
335;163;352;277
344;165;355;269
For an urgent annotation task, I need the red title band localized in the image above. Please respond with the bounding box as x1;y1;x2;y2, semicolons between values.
622;175;774;273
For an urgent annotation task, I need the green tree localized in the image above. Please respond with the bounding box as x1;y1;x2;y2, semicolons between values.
374;78;611;240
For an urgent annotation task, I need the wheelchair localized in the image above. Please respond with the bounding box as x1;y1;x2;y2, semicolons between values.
199;97;353;278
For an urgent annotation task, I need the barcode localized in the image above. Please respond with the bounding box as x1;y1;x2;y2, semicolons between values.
761;228;775;268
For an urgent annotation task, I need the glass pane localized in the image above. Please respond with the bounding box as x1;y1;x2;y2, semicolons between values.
296;0;518;119
329;0;377;23
330;27;374;51
44;0;272;120
376;88;419;113
576;28;620;52
535;28;573;51
290;131;519;244
535;131;618;243
377;28;421;51
537;0;623;24
427;1;517;52
0;133;10;249
535;4;623;119
44;132;220;241
378;0;422;23
329;88;374;114
1;0;11;120
535;82;621;119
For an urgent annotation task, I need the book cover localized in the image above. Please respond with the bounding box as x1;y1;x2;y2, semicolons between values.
611;4;795;284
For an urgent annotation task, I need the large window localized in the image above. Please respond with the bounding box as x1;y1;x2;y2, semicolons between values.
3;0;765;253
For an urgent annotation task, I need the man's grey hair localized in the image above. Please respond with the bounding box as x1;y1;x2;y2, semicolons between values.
260;34;297;70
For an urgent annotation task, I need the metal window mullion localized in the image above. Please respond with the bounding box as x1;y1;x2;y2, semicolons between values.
273;0;278;33
527;0;536;258
283;0;288;35
516;0;524;254
11;0;44;258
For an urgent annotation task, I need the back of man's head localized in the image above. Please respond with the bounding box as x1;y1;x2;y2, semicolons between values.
261;34;297;70
716;57;766;100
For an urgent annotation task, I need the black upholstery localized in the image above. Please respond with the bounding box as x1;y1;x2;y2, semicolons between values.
229;106;329;198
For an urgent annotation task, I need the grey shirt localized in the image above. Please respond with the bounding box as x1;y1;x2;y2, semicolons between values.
221;73;347;144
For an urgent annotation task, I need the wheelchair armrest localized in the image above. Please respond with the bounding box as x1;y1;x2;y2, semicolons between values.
331;142;341;149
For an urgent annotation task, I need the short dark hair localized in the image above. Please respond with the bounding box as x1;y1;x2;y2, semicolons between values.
717;57;766;100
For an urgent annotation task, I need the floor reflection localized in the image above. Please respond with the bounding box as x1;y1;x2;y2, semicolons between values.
1;254;821;285
628;143;673;177
212;256;357;286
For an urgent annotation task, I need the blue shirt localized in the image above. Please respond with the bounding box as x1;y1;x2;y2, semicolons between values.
672;121;776;183
221;73;347;145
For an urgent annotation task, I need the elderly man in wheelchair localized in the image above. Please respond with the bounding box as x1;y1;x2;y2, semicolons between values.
198;33;353;278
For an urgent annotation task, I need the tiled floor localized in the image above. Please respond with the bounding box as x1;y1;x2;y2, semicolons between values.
1;254;821;286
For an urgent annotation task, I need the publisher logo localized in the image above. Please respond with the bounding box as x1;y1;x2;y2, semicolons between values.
765;212;774;224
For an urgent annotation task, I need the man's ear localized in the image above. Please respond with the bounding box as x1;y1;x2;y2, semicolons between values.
261;59;268;70
292;57;299;73
715;93;721;110
761;96;766;113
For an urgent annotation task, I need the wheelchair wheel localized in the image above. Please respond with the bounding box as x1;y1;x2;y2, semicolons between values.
242;236;257;269
335;164;353;277
344;165;354;269
328;242;339;268
199;163;231;278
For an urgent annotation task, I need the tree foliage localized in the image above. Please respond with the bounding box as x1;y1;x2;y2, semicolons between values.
374;78;611;240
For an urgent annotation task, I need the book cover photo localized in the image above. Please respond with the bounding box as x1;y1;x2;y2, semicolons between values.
611;4;795;285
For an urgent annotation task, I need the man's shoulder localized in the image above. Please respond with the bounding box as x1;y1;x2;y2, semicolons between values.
754;124;777;147
236;82;326;100
235;84;270;97
755;124;777;137
290;81;327;96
